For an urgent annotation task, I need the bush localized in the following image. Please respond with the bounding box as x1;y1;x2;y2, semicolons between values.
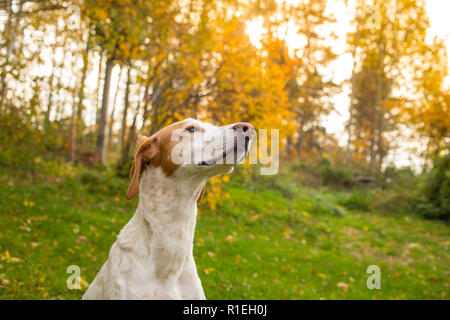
79;168;125;196
338;190;370;211
418;153;450;221
369;188;418;215
381;166;418;189
316;157;353;187
0;111;44;170
116;158;133;178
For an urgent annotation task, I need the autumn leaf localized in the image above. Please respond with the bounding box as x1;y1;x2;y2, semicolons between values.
31;242;40;248
77;235;88;243
337;282;349;293
204;268;215;275
19;226;31;232
23;200;35;207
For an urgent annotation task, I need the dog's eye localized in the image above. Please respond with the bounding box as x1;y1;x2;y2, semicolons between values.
186;126;197;133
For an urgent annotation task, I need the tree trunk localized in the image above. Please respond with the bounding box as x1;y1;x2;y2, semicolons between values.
44;30;59;126
120;75;144;167
70;88;78;163
297;118;305;157
108;65;123;149
346;0;362;162
121;111;139;166
0;1;23;110
95;51;104;125
71;31;91;163
119;63;132;153
95;56;114;165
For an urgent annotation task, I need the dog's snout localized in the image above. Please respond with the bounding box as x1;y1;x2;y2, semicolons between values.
232;122;254;133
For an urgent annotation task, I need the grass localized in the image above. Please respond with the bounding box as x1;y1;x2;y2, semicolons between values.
0;164;448;299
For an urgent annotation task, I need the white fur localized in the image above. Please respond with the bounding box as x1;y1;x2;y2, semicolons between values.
82;119;253;300
83;167;207;299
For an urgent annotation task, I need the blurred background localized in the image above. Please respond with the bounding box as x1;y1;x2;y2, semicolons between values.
0;0;448;300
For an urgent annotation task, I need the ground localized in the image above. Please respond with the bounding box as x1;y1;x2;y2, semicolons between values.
0;164;448;299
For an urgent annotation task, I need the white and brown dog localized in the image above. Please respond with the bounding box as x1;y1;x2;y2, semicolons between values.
83;118;254;300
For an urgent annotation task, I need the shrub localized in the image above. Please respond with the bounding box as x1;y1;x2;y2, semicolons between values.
418;152;450;221
116;158;133;178
78;168;125;196
369;188;418;215
316;157;353;187
0;110;44;170
338;190;370;211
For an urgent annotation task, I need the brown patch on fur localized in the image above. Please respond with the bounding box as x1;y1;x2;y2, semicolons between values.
126;136;159;200
126;120;188;200
149;121;186;177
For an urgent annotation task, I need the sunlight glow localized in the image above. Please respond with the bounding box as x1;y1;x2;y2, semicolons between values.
245;17;265;49
243;0;450;169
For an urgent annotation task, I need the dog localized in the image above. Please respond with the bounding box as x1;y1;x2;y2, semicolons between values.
82;118;254;299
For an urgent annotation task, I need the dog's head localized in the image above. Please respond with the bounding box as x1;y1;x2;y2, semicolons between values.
126;118;254;200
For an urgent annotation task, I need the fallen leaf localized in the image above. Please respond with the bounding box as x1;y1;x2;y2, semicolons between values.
19;226;31;232
284;230;292;239
281;265;292;272
10;257;21;263
337;282;349;293
77;236;87;243
204;268;215;275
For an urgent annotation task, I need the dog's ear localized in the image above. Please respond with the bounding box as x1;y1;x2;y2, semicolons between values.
197;185;205;204
126;135;159;200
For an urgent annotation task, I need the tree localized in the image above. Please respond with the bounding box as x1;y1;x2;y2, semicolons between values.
84;0;171;164
346;0;430;170
247;0;338;159
406;39;450;161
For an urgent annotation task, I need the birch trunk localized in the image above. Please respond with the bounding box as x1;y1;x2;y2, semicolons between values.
95;56;114;165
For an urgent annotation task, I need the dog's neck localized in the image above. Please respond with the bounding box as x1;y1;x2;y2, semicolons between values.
117;167;206;286
138;166;206;222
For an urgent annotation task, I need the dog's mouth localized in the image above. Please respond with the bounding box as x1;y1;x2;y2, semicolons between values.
197;136;252;166
198;160;214;166
197;150;227;166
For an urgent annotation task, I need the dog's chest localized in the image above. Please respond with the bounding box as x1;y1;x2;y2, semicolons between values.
83;172;206;300
117;245;200;299
102;210;202;299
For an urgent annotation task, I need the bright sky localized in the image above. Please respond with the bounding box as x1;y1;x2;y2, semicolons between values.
246;0;450;169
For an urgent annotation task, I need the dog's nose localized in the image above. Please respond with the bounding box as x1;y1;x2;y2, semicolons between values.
232;122;254;133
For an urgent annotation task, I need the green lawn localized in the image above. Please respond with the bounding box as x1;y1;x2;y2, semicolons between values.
0;165;448;299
